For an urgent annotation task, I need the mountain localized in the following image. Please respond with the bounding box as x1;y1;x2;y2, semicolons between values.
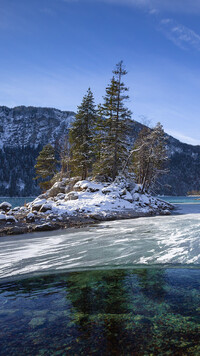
0;105;199;196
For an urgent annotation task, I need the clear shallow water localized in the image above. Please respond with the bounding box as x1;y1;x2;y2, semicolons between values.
0;199;199;354
0;268;199;355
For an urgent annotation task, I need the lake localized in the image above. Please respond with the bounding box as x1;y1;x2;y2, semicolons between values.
0;197;199;355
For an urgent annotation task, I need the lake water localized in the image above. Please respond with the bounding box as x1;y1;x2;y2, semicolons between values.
0;197;199;355
0;196;35;208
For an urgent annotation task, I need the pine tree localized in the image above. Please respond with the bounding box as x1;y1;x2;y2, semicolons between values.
55;135;71;180
133;123;168;192
69;88;97;180
35;144;57;191
94;61;131;180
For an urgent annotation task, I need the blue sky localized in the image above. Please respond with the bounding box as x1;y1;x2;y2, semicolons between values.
0;0;200;145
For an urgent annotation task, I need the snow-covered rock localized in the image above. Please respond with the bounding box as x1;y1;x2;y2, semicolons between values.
65;191;79;201
74;180;100;192
6;215;17;223
31;199;47;211
0;213;17;223
40;203;53;212
0;213;7;222
26;212;35;222
0;177;174;236
0;202;12;212
27;178;172;219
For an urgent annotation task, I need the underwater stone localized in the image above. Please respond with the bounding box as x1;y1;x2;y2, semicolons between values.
28;317;46;328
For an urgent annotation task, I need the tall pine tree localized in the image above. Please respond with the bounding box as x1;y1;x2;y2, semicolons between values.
94;61;131;180
35;144;57;191
69;88;97;180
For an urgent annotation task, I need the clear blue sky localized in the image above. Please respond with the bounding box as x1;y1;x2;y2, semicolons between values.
0;0;200;145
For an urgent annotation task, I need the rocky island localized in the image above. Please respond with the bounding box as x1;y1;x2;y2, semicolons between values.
0;177;173;237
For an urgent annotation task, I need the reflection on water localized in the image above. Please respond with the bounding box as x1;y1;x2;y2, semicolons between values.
0;268;199;355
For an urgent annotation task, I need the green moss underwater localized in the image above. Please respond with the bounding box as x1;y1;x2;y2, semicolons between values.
0;268;199;355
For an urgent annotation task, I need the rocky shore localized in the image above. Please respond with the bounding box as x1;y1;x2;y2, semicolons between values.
0;177;174;237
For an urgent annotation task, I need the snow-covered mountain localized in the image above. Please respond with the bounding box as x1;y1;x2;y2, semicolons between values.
0;105;199;196
0;106;75;148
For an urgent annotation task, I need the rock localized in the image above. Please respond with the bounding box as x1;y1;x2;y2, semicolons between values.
31;199;47;211
5;226;29;235
122;191;133;203
48;181;66;197
89;213;106;221
47;177;80;197
56;193;65;200
6;215;17;223
0;213;7;222
120;188;127;196
65;177;82;192
40;203;53;212
74;181;101;193
132;193;140;201
37;193;49;199
19;206;29;212
65;191;79;201
102;187;113;195
160;209;171;215
26;212;35;222
29;317;46;328
12;206;20;211
33;223;59;232
0;202;12;212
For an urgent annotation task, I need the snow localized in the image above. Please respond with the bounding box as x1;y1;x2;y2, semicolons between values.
28;178;172;218
0;213;17;222
27;213;35;219
0;214;7;221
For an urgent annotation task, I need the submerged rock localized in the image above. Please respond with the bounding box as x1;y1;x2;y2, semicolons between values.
29;317;46;328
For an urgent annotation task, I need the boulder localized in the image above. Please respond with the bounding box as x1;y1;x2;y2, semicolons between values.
65;191;79;201
102;187;113;195
37;193;49;199
0;202;12;212
48;182;66;197
119;188;127;196
33;223;59;232
6;215;17;223
31;199;47;211
26;212;35;222
0;213;7;222
40;203;53;212
56;193;65;200
12;206;20;211
160;209;171;215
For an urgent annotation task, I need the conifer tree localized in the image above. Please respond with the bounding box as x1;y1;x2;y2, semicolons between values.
133;123;168;192
69;88;97;179
35;144;57;191
94;61;131;180
55;135;71;179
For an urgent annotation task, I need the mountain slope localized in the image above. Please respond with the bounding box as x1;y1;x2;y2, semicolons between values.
0;105;199;196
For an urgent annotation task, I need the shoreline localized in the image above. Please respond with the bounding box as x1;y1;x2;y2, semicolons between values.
0;178;174;237
0;209;170;237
